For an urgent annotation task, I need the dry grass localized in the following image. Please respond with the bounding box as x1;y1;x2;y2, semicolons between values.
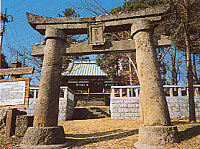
59;117;200;149
165;119;200;149
59;118;141;149
0;117;199;148
0;128;22;149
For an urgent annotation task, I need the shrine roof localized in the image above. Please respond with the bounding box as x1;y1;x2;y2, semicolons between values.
62;60;107;77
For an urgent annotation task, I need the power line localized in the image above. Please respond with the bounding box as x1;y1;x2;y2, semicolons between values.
0;8;13;69
12;26;23;48
7;24;20;47
4;34;41;46
2;0;86;51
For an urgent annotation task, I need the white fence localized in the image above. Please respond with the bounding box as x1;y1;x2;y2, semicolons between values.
110;85;200;119
29;86;74;100
22;86;75;121
111;85;200;99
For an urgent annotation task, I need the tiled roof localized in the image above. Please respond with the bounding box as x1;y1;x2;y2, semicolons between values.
62;60;107;77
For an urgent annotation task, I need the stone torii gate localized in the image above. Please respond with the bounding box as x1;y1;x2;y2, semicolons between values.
22;4;178;148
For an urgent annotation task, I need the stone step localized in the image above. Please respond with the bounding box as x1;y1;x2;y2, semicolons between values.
89;107;110;113
89;112;109;117
72;106;110;120
87;109;110;117
76;101;106;107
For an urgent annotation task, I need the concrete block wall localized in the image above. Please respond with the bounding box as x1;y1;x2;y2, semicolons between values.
58;98;68;121
110;98;140;119
59;97;74;121
110;97;200;119
23;98;36;116
167;97;200;118
20;97;74;121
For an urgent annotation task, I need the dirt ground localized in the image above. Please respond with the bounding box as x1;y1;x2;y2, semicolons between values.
59;117;200;149
0;117;200;149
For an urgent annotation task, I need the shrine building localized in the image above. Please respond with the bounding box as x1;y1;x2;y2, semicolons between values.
62;60;121;106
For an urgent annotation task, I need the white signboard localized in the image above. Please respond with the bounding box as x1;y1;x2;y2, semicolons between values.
0;81;26;106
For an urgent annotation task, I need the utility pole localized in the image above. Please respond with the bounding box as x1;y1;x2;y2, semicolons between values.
0;8;13;69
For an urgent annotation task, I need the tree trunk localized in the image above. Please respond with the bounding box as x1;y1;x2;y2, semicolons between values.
193;54;198;84
184;0;196;123
129;58;134;96
185;33;196;123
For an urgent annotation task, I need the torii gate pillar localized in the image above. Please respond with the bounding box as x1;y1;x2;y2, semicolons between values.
21;28;67;148
132;20;178;148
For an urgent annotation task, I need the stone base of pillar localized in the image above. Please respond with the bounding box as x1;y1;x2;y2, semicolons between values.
20;144;68;149
21;126;66;148
134;125;178;149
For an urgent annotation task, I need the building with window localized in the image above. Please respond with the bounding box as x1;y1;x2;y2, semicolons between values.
62;60;121;106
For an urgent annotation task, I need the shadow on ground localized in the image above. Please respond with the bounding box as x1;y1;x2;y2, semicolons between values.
65;129;138;148
178;125;200;142
171;121;188;125
72;107;110;120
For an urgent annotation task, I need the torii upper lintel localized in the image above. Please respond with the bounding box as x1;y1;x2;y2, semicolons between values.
26;4;170;35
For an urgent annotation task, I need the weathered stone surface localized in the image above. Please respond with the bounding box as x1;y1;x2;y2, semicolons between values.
22;126;65;145
136;125;178;147
134;141;163;149
31;40;136;56
31;36;171;57
132;20;171;126
20;144;67;149
21;28;68;147
33;28;66;127
26;4;170;35
88;23;105;45
15;115;34;137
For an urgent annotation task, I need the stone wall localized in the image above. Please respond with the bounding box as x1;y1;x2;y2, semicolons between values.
110;97;200;119
110;98;140;119
15;115;34;137
59;96;74;121
167;97;200;118
22;98;36;116
0;87;75;122
19;95;74;121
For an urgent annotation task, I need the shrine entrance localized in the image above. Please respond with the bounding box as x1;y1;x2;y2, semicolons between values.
89;80;104;93
21;3;178;148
